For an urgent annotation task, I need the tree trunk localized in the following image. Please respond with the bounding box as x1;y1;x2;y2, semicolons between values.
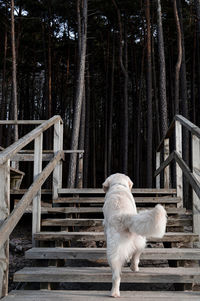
108;36;115;176
145;0;153;187
112;0;129;174
195;0;200;125
83;66;90;187
67;0;88;188
11;0;18;142
157;0;168;137
0;17;8;145
174;0;182;114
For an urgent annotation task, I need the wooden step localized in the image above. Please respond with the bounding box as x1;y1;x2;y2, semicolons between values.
3;290;200;301
53;196;181;204
41;217;192;227
34;231;199;243
41;207;186;215
14;266;200;284
58;188;177;195
26;247;200;261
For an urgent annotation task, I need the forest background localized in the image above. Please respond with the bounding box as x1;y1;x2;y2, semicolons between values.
0;0;200;189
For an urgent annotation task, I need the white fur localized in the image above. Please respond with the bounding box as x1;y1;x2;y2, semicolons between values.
102;173;167;298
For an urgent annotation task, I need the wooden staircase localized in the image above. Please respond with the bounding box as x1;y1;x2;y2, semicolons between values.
1;115;200;300
4;188;200;300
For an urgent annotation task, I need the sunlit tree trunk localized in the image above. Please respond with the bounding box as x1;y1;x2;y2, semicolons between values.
157;0;168;137
11;0;18;142
145;0;153;187
68;0;88;187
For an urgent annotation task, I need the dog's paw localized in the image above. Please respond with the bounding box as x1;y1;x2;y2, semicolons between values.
130;264;139;272
111;290;120;298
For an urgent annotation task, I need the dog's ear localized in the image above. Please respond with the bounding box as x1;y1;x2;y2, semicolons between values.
128;179;133;191
102;178;110;192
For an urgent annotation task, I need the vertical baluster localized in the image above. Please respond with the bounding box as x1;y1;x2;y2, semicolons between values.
53;120;63;200
175;120;183;207
32;133;43;246
156;151;161;189
164;138;170;189
192;134;200;239
0;160;10;297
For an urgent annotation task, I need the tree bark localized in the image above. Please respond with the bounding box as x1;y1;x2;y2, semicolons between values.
108;36;115;176
145;0;153;187
173;0;182;114
11;0;18;142
67;0;88;188
112;0;129;174
0;15;8;145
195;0;200;125
157;0;168;137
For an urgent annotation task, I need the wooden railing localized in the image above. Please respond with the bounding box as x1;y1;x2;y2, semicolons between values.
0;116;65;297
155;115;200;237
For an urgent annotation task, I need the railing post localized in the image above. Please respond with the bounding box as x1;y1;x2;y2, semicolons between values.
192;134;200;238
0;160;10;297
175;120;183;206
164;138;170;189
156;152;161;189
53;120;63;200
77;152;84;188
32;133;43;246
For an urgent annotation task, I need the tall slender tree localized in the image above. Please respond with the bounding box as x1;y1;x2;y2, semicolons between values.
67;0;88;188
112;0;129;174
11;0;18;142
174;0;182;114
145;0;153;187
157;0;168;137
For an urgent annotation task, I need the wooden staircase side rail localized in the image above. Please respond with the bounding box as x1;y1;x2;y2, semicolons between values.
155;115;200;237
0;116;65;298
0;150;63;298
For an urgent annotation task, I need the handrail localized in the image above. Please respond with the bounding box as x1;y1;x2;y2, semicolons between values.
0;151;63;249
0;115;62;165
154;150;200;200
157;115;200;151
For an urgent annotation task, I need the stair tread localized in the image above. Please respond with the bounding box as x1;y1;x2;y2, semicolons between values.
26;247;200;260
14;266;200;283
53;196;181;204
3;290;200;301
34;231;199;242
41;217;192;227
58;188;177;195
41;207;186;214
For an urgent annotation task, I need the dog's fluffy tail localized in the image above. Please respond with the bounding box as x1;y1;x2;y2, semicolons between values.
121;204;167;238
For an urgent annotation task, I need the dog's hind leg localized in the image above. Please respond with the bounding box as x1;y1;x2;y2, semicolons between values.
130;250;142;272
110;259;122;298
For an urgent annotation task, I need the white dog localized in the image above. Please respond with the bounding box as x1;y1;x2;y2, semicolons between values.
102;173;167;298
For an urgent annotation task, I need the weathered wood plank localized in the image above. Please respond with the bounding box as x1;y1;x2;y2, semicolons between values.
174;151;200;200
0;116;62;165
0;160;10;297
3;290;200;301
53;120;63;200
175;120;183;205
34;232;199;243
156;152;161;188
0;151;63;250
176;115;200;138
192;135;200;237
32;133;43;246
25;247;200;261
13;266;200;283
40;206;186;215
164;138;170;188
41;217;192;227
58;188;177;195
53;196;181;204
